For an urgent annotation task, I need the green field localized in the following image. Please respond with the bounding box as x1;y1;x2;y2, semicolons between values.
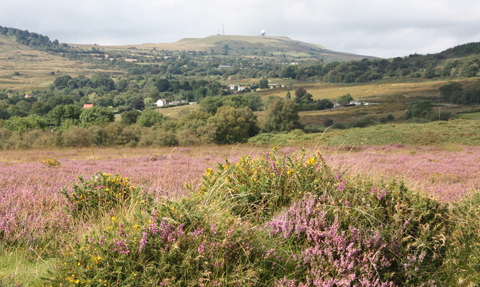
459;112;480;119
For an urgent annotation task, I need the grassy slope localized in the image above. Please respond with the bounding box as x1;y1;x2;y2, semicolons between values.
0;35;120;91
323;119;480;146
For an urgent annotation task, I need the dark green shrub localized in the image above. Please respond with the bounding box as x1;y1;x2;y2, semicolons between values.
332;122;346;129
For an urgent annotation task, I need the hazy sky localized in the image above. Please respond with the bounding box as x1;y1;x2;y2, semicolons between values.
2;0;480;58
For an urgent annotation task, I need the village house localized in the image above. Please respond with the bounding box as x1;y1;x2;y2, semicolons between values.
349;100;362;106
83;104;94;109
268;84;284;89
24;93;35;98
229;84;248;93
156;99;167;107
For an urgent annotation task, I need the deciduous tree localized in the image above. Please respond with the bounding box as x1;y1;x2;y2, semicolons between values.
262;98;301;133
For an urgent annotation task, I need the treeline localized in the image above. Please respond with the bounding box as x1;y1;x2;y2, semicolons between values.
0;96;302;149
439;81;480;105
0;26;62;51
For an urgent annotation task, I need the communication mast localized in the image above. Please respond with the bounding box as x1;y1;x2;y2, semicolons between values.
261;30;266;36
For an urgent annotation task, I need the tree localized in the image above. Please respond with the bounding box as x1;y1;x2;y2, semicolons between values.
176;111;214;145
53;75;72;89
200;96;223;114
4;115;46;133
30;101;51;116
80;106;114;127
91;74;115;92
338;94;353;106
280;65;297;79
7;105;26;117
15;100;31;114
294;87;307;99
207;106;259;144
136;110;165;127
243;93;263;111
406;100;433;119
262;98;301;133
95;97;114;108
286;91;291;99
259;78;269;89
120;110;141;125
47;95;75;108
0;103;10;120
439;82;463;102
156;79;171;92
47;104;82;127
132;99;145;111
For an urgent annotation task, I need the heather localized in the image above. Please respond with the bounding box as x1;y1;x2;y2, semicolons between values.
1;146;480;286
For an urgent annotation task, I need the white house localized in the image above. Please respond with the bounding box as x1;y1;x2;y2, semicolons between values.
349;100;362;106
156;99;167;107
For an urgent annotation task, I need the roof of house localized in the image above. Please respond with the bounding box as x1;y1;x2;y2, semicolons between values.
83;104;94;109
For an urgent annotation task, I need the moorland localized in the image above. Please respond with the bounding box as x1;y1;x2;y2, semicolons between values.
1;25;480;286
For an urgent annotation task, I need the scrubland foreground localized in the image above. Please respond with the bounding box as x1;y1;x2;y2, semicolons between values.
0;145;479;286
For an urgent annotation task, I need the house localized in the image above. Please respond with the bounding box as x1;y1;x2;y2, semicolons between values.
156;99;167;107
229;85;248;93
24;93;35;98
83;104;94;109
268;84;284;89
218;65;232;69
349;100;362;106
332;102;342;109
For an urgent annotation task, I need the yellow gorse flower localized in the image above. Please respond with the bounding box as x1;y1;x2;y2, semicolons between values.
305;157;316;166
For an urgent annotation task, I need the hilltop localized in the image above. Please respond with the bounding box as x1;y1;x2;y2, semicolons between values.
98;34;375;62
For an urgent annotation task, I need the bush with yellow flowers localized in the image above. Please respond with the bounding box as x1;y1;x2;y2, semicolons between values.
61;172;147;219
197;148;334;223
46;198;297;286
41;158;60;167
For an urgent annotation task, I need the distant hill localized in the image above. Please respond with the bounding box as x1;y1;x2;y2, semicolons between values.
440;42;480;58
97;35;377;62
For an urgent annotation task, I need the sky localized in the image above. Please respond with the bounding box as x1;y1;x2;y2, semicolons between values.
2;0;480;59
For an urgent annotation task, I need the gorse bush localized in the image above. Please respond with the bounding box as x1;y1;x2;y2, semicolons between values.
41;158;60;167
47;199;295;286
61;172;145;219
197;148;333;222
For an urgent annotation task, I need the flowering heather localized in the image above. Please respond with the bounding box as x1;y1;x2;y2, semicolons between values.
322;144;480;201
0;148;213;253
1;145;480;286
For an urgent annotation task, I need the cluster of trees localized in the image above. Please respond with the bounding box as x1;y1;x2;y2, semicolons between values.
288;88;334;111
2;105;114;133
439;81;480;105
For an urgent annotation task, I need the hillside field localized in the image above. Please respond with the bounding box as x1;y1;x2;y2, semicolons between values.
0;35;120;91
